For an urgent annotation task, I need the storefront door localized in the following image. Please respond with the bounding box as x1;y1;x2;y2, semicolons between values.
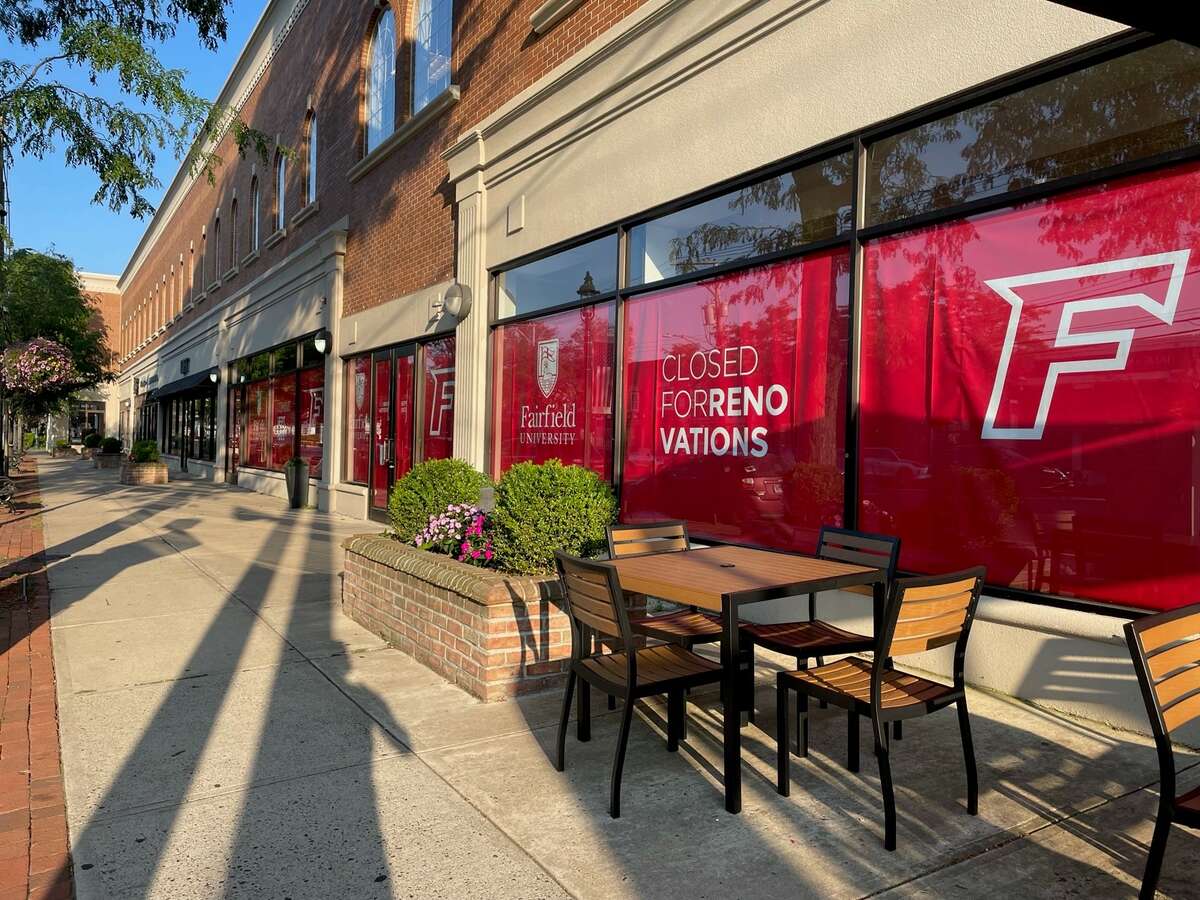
227;387;242;485
368;347;416;520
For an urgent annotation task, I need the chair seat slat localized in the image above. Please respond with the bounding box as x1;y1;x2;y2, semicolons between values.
1163;691;1200;732
1147;639;1200;681
1156;664;1200;707
1140;612;1200;653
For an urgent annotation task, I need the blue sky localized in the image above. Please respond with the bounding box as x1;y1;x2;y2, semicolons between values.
6;3;266;277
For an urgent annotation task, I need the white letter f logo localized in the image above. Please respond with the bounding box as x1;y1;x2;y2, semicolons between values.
981;249;1191;441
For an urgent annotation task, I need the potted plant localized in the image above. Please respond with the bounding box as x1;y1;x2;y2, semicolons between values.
283;455;309;509
95;436;123;469
51;438;77;458
80;431;103;459
120;439;168;485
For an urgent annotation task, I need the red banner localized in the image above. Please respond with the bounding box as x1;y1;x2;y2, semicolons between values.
861;160;1200;611
493;303;615;478
422;336;456;461
621;252;849;550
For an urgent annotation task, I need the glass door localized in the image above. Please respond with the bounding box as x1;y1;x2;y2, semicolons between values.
394;350;415;482
370;352;393;514
227;387;243;485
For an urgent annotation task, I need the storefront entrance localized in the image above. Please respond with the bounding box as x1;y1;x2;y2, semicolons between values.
369;347;415;519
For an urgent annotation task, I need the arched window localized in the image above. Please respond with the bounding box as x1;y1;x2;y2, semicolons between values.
250;177;261;251
412;0;451;113
230;198;239;265
305;111;318;206
213;215;222;277
274;152;287;232
364;6;396;152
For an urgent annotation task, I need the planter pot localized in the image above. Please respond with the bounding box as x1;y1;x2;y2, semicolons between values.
340;535;643;701
79;447;95;460
120;460;169;485
51;447;78;458
284;461;309;509
94;452;123;470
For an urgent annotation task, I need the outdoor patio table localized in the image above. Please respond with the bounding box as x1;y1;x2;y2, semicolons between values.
603;544;886;814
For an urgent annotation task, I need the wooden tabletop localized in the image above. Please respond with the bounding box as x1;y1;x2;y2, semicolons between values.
603;545;884;613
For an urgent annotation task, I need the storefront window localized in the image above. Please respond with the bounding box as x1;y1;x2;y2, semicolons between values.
246;380;270;468
345;356;371;483
493;302;615;478
497;234;617;318
299;366;325;477
866;41;1200;226
422;335;455;460
621;251;849;550
859;160;1200;612
627;154;853;286
270;374;297;469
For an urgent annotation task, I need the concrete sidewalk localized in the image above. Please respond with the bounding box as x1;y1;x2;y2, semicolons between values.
35;457;1200;898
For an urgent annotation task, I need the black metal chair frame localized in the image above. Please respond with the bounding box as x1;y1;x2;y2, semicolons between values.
1124;603;1200;900
776;566;986;850
553;551;724;818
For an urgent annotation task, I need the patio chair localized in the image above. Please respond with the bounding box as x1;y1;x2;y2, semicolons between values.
553;551;724;818
775;567;986;850
742;527;900;737
1124;603;1200;900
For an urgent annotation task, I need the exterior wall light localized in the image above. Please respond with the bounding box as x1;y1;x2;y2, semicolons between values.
313;328;332;355
442;282;473;319
208;371;220;385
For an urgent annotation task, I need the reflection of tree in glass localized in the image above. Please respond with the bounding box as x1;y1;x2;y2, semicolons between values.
666;155;852;274
868;42;1200;224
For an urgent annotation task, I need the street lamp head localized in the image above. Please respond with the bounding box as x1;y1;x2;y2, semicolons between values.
312;328;331;355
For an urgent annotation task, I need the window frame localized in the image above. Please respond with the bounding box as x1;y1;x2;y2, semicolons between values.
304;110;318;206
250;176;261;253
484;32;1200;618
411;0;453;115
364;4;397;154
274;152;287;233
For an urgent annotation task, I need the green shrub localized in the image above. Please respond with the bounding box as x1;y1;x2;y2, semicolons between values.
82;432;103;449
100;437;122;454
490;460;617;575
131;440;160;463
53;438;70;450
388;458;492;542
23;432;36;449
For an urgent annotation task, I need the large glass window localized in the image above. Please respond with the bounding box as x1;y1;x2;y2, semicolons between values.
304;112;318;206
246;380;270;469
497;235;617;319
859;160;1200;612
274;153;286;232
270;374;297;469
866;41;1200;226
365;6;396;153
412;0;452;114
493;302;615;478
345;356;371;483
299;366;325;478
422;335;455;460
621;251;849;550
628;154;853;286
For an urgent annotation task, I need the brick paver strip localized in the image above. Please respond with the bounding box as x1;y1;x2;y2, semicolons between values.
0;460;72;900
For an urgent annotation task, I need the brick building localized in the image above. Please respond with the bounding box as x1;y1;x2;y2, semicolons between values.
113;2;1200;730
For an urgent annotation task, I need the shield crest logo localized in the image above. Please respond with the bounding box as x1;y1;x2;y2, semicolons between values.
537;339;559;398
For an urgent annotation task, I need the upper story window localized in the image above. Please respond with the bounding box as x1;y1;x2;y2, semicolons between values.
213;216;222;278
412;0;452;114
274;152;287;232
230;200;240;263
250;177;261;251
305;111;318;205
365;6;396;152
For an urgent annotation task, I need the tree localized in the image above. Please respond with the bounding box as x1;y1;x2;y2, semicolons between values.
0;0;271;229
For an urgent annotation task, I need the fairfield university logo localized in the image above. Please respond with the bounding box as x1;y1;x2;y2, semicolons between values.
981;249;1192;441
537;339;559;398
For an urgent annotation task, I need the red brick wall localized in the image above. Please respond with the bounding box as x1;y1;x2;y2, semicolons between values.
85;289;121;365
121;0;649;368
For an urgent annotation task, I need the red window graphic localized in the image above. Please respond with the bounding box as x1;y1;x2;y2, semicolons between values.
493;303;615;478
621;252;849;550
245;380;270;469
860;160;1200;612
270;374;296;470
346;356;371;483
422;336;455;461
299;366;324;478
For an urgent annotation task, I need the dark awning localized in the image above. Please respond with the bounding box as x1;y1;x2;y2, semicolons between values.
1047;3;1200;46
147;368;218;402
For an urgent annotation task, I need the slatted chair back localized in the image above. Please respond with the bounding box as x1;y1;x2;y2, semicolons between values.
607;520;689;560
816;527;901;602
879;568;986;667
555;551;634;653
1126;604;1200;740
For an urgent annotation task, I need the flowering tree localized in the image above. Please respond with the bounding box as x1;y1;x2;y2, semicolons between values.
0;338;79;396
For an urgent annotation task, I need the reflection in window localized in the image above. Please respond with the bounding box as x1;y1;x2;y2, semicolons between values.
859;160;1200;611
345;356;371;483
365;6;396;152
274;153;286;231
422;336;456;461
305;112;318;206
412;0;452;114
497;234;617;319
866;41;1200;225
628;154;853;286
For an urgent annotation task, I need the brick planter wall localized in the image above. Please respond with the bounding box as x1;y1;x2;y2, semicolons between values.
94;453;123;469
119;461;169;485
342;534;611;702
